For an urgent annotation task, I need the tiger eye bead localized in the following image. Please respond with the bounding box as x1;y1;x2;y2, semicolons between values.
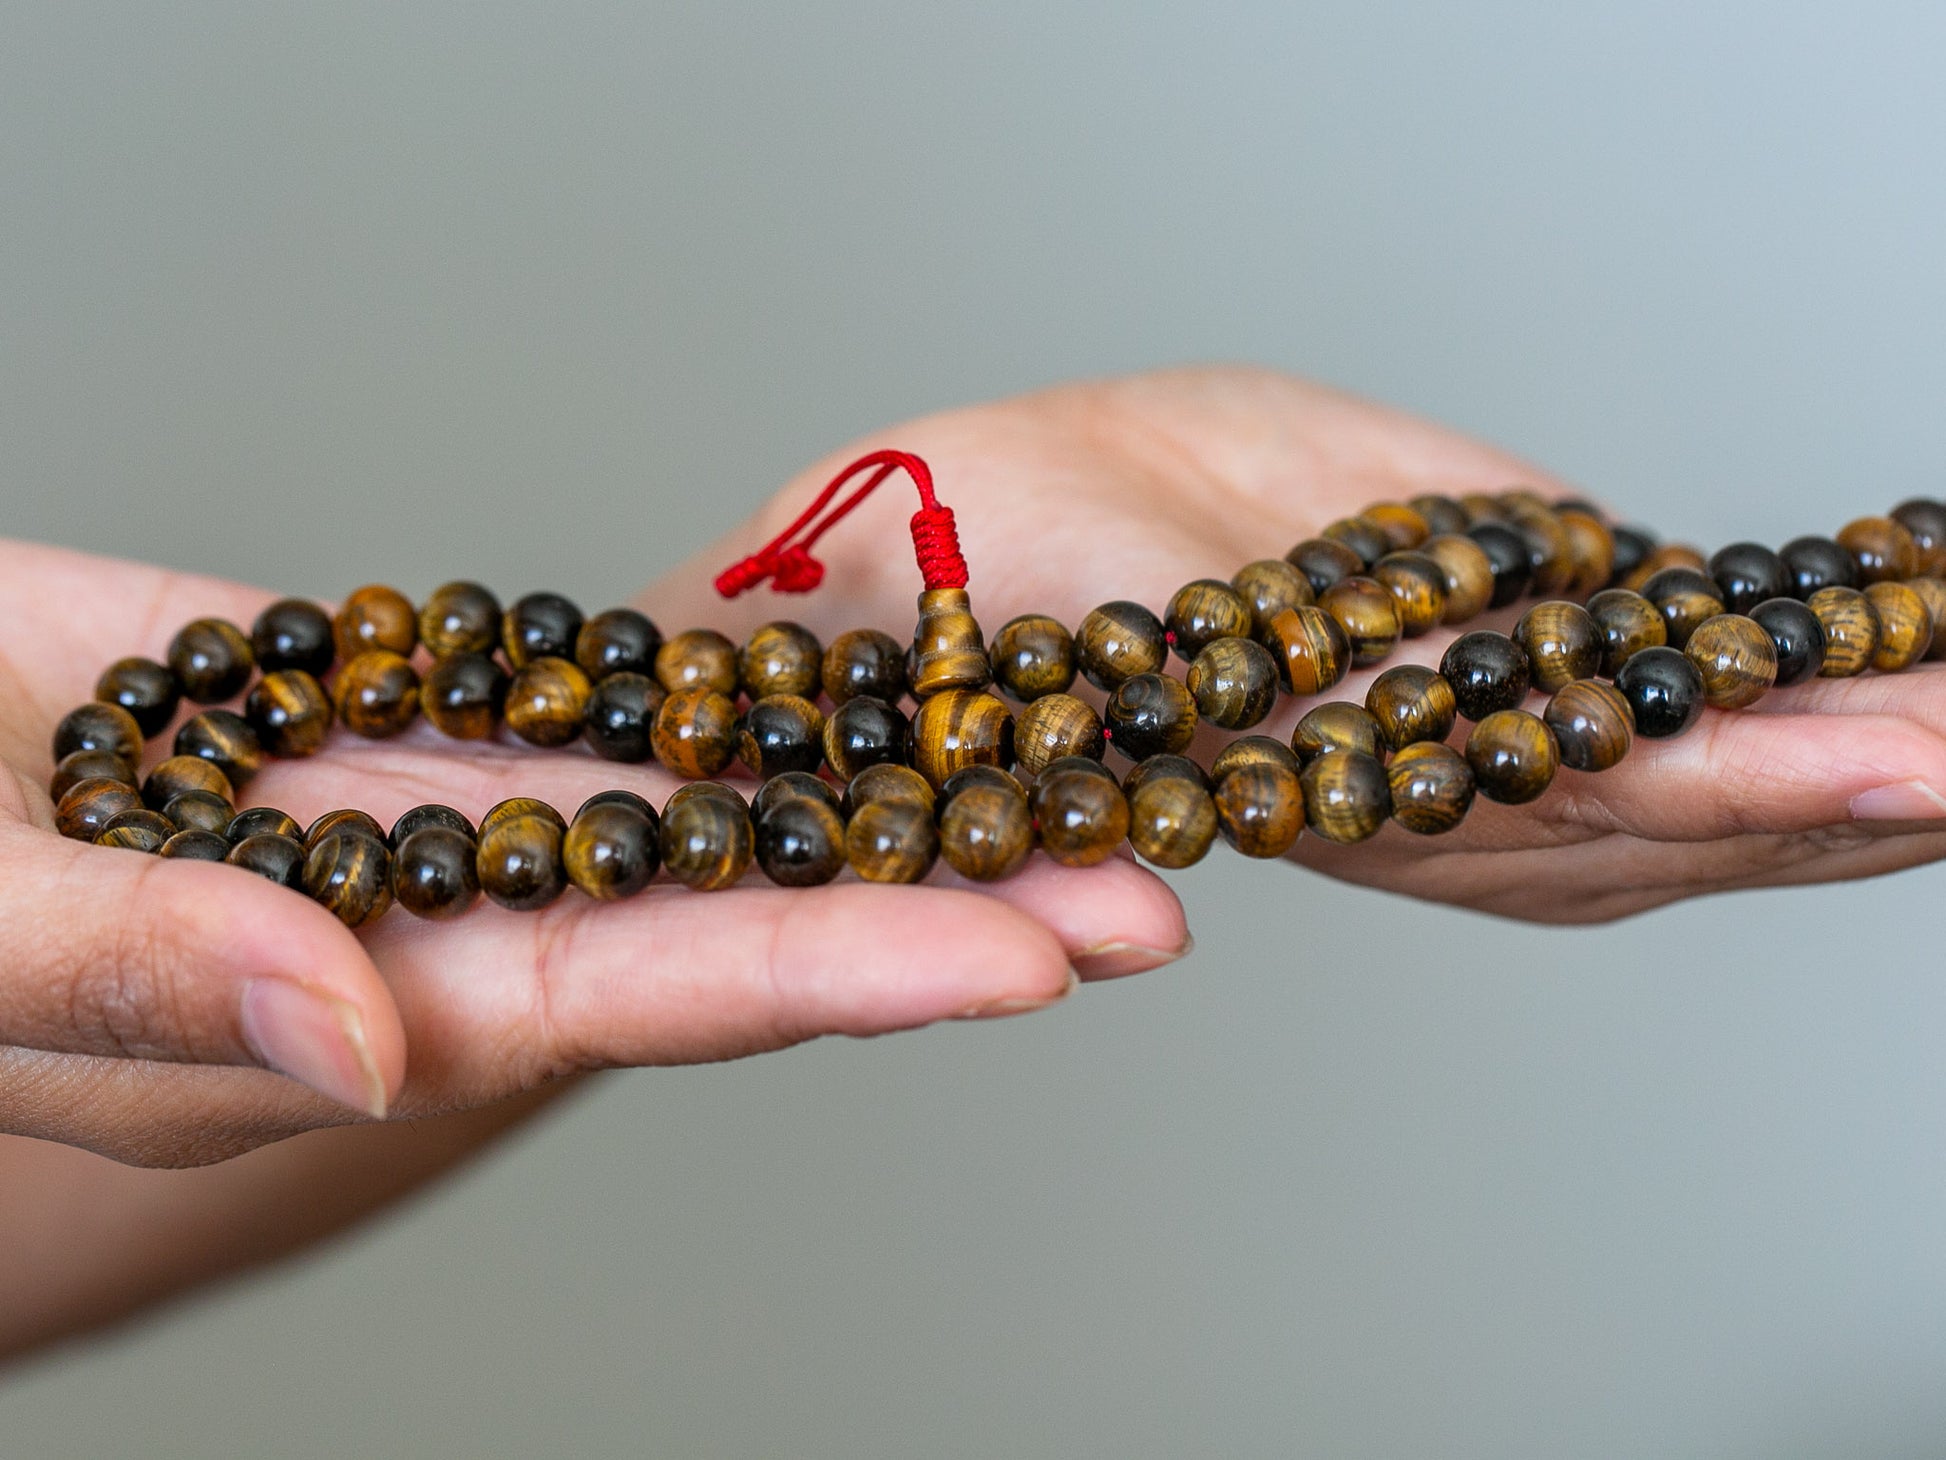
1364;665;1457;753
563;801;660;900
244;670;334;758
939;765;1025;813
502;592;584;670
659;792;754;891
173;709;265;785
1165;580;1253;661
250;600;335;678
738;621;822;701
97;808;178;853
421;653;508;740
95;657;180;738
226;832;307;888
334;650;421;738
1641;568;1727;650
1285;537;1366;594
503;656;593;748
1127;775;1219;868
1614;646;1705;739
1103;674;1197;761
54;702;143;767
1806;586;1880;677
1213;762;1304;859
1465;710;1559;804
1512;601;1602;693
938;784;1034;882
1749;597;1827;684
736;694;825;779
1505;505;1575;597
820;694;911;782
1707;543;1790;616
752;796;846;887
57;777;144;841
480;798;565;841
1185;637;1278;731
1419;535;1497;623
1298;749;1391;844
1404;494;1470;537
822;629;909;705
162;788;236;835
654;628;739;695
389;803;475;846
1903;578;1946;661
1121;753;1211;802
1466;523;1534;607
582;671;665;762
418;581;503;658
393;827;482;919
1584;588;1667;677
846;796;939;883
1230;559;1315;635
334;585;417;661
1385;742;1476;834
142;756;233;811
1317;577;1401;667
573;607;663;682
1622;542;1710;594
478;813;570;911
52;750;134;802
1370;552;1447;637
843;763;935;817
225;807;302;844
303;832;395;928
1362;503;1432;552
168;618;254;704
1261;606;1351;697
1292;702;1385;763
1076;601;1168;691
651;686;740;779
1210;736;1300;783
1320;516;1388;567
988;615;1077;701
305;808;387;850
1608;526;1657;589
1779;536;1858;599
912;688;1015;789
1556;510;1616;599
1543;680;1635;772
1864;581;1933;671
1030;765;1130;868
1836;515;1917;585
908;587;991;696
160;829;232;862
1683;614;1779;709
1012;693;1105;775
1891;499;1946;578
752;771;840;821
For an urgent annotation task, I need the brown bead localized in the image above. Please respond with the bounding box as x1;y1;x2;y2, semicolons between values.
1641;568;1727;650
174;709;266;786
159;829;233;862
95;656;180;738
244;670;334;758
1807;586;1880;677
912;688;1015;789
1370;552;1447;637
1126;776;1218;868
1260;606;1351;697
1386;742;1475;834
1121;752;1211;802
163;789;235;835
563;801;660;901
843;763;935;817
334;650;420;738
1211;735;1300;783
1213;762;1303;858
1557;510;1616;598
649;685;739;779
1164;580;1253;661
168;618;254;704
1683;614;1779;709
502;592;584;669
1230;559;1315;635
988;614;1077;701
739;621;823;700
938;783;1034;881
57;777;143;841
1362;503;1432;552
1904;577;1946;660
1457;491;1504;524
480;798;565;841
478;814;569;911
1321;516;1389;566
504;656;593;748
1891;500;1946;578
822;628;909;705
1864;581;1933;671
251;599;335;678
659;792;754;891
1464;710;1558;804
1013;693;1105;775
1543;680;1635;772
96;809;176;853
846;796;939;882
227;807;303;844
751;772;839;822
142;756;233;812
1419;534;1496;624
1030;766;1130;868
1407;494;1471;536
303;832;395;928
422;653;508;740
53;702;143;766
334;585;417;661
1317;576;1400;667
1076;600;1167;691
1621;542;1709;592
52;750;134;802
1836;515;1917;585
736;693;826;779
1364;665;1457;753
574;607;662;682
1185;637;1278;730
1504;505;1575;596
1103;673;1198;761
821;694;910;781
226;832;306;887
911;588;992;696
654;628;739;695
1512;601;1603;692
305;808;388;850
1292;701;1385;763
417;580;502;658
393;826;483;919
1585;588;1667;677
1298;749;1391;843
1285;537;1366;594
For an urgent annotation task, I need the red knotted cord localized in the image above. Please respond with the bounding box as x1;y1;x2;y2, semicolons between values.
714;449;969;598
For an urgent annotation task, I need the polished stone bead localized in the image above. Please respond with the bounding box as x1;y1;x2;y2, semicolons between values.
1362;503;1432;552
938;783;1034;881
1120;752;1212;802
1407;494;1472;536
479;797;564;840
1836;515;1917;585
142;755;233;811
1806;586;1879;677
1037;753;1120;785
304;832;395;928
1230;559;1315;635
174;709;265;785
1126;775;1218;868
1584;588;1667;677
1165;580;1253;661
334;585;417;661
654;628;739;696
1298;748;1391;843
1419;535;1497;623
752;771;840;821
54;702;143;766
1385;742;1476;834
1891;499;1946;577
820;693;911;782
1622;542;1710;593
577;788;658;821
939;764;1025;811
738;621;822;701
988;614;1077;701
1292;701;1385;763
421;652;508;740
393;826;482;919
1608;525;1656;587
1864;580;1933;671
1104;673;1198;761
334;650;421;738
1260;606;1351;696
1457;492;1505;524
505;655;594;748
1185;637;1278;730
912;688;1015;788
1213;762;1303;858
737;694;825;779
1641;567;1727;650
306;808;388;850
1318;576;1401;667
1556;510;1616;599
502;591;584;670
250;599;335;678
1778;536;1859;599
160;829;232;862
1076;600;1168;690
52;749;134;802
1030;765;1130;868
1683;614;1779;709
1748;597;1827;685
574;607;663;682
1614;646;1706;738
1284;537;1366;594
1465;710;1559;804
1543;680;1634;772
225;806;302;844
1210;735;1300;783
95;656;180;738
822;629;909;705
1013;692;1105;775
1465;523;1533;607
418;581;503;658
846;796;939;882
901;588;984;698
1504;505;1574;596
1439;632;1531;722
665;777;748;814
1512;601;1602;693
96;808;176;853
162;789;235;835
1370;552;1447;637
843;762;935;817
1707;542;1790;615
225;832;307;887
582;671;665;762
651;685;740;778
168;618;255;704
245;670;334;758
1904;578;1946;661
659;792;754;891
564;801;661;900
478;813;570;911
389;803;475;846
1321;516;1389;567
751;796;846;887
1365;665;1457;753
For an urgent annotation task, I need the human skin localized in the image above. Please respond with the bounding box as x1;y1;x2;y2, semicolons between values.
2;366;1942;1356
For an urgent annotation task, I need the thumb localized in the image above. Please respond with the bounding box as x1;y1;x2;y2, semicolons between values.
0;823;406;1116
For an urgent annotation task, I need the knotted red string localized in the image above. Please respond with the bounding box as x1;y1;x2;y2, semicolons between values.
714;449;969;598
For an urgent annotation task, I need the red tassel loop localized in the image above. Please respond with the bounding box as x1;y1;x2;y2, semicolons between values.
714;449;969;598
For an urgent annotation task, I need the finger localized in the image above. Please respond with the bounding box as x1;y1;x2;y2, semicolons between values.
955;853;1193;980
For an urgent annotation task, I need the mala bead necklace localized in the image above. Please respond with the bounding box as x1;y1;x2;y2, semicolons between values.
48;446;1946;928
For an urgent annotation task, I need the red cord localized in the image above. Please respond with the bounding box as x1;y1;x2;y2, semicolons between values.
714;449;969;598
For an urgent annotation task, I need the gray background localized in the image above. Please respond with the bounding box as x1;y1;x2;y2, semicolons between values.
4;2;1945;1456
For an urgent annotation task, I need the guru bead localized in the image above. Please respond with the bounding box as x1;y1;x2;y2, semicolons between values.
655;628;739;695
56;778;143;841
659;791;754;891
393;827;482;919
846;796;939;882
1835;515;1917;585
1030;763;1130;868
95;656;180;738
250;599;335;678
822;694;911;782
1684;614;1779;709
245;670;334;757
988;614;1078;701
939;783;1034;881
912;688;1015;788
478;813;570;911
1185;637;1278;731
1298;749;1391;844
1213;761;1304;858
563;800;661;900
822;628;909;705
1076;600;1168;691
911;587;991;695
1543;680;1635;772
1292;701;1385;763
1864;581;1934;672
1418;534;1496;623
1230;559;1314;634
736;694;825;779
1806;586;1879;678
652;685;740;779
1317;576;1401;667
335;650;421;738
574;607;662;682
1126;773;1219;868
1165;579;1253;661
1385;742;1475;834
303;832;395;929
334;585;417;660
504;656;594;748
1512;601;1602;692
1012;693;1105;775
168;618;254;704
739;621;822;700
418;580;503;658
54;702;143;766
1260;606;1351;696
174;708;265;786
1104;673;1198;760
1364;665;1457;752
1464;710;1559;805
753;796;846;887
503;591;584;670
1749;597;1827;685
582;671;665;762
1584;588;1667;677
1370;551;1447;637
421;653;508;740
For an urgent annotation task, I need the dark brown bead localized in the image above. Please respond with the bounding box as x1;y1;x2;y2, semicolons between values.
303;832;394;928
737;694;826;779
142;756;233;812
168;618;254;704
846;796;939;882
1165;580;1253;661
1013;693;1105;775
1904;577;1946;661
1362;503;1432;552
334;585;417;661
1076;600;1167;691
939;783;1034;881
821;694;911;782
1364;666;1457;753
160;829;232;862
226;807;302;844
1641;568;1727;650
334;650;420;738
1464;710;1558;804
1317;577;1401;667
1370;552;1447;637
54;702;143;766
245;670;334;758
1467;523;1534;606
1683;614;1778;709
1185;637;1277;731
1781;538;1860;601
666;778;747;816
1585;588;1667;677
939;764;1026;813
1321;516;1389;567
1210;736;1300;783
1543;680;1635;772
421;653;508;740
1126;776;1218;868
1836;515;1918;585
649;686;738;779
1213;762;1303;858
251;599;335;678
1261;606;1351;696
752;772;840;821
912;688;1015;789
173;709;265;786
564;801;660;900
1557;510;1616;599
1120;752;1211;802
1230;559;1315;635
418;581;503;658
988;614;1077;701
478;814;569;911
225;832;307;888
659;793;754;891
1512;601;1603;693
748;795;844;887
502;592;584;670
1403;494;1468;536
1807;586;1880;677
1104;673;1198;761
390;803;476;845
574;607;662;682
480;798;565;841
162;788;235;835
504;656;593;748
1285;536;1366;594
393;827;482;919
843;763;934;817
51;750;134;802
1299;749;1391;844
95;656;180;738
1292;702;1385;763
911;588;991;696
582;671;664;762
1386;742;1475;834
822;629;909;705
1865;581;1933;671
1420;534;1496;623
1622;543;1709;593
305;808;388;850
654;628;739;695
96;809;175;853
739;621;823;701
1891;499;1946;577
1505;505;1575;597
1030;766;1130;868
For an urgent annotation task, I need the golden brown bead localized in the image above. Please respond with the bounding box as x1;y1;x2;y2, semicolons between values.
752;795;846;887
57;778;144;841
53;702;143;766
573;608;662;682
303;832;395;929
504;655;594;748
1164;579;1253;661
1361;502;1432;552
651;685;740;779
1321;516;1389;566
478;813;569;911
305;808;387;850
822;628;909;705
334;650;421;738
911;588;991;696
1457;492;1504;525
1584;588;1667;677
1641;568;1727;650
654;628;739;696
1364;665;1457;753
1012;693;1105;775
1512;601;1603;692
1285;537;1366;594
1464;710;1558;804
226;832;307;887
739;621;822;700
843;763;935;817
1620;542;1709;592
245;670;334;758
1030;765;1130;868
912;688;1015;789
1210;736;1300;783
1317;576;1401;667
142;756;233;812
97;809;176;853
1903;577;1946;660
1557;509;1617;599
159;829;232;862
161;788;235;835
1076;600;1168;690
1891;500;1946;578
1260;606;1351;697
226;807;303;845
583;671;665;762
846;796;939;882
334;585;417;661
174;709;265;786
393;826;483;920
1121;753;1210;802
251;599;335;678
736;693;826;778
421;653;508;740
1864;581;1933;671
1213;762;1303;858
988;614;1077;701
1807;586;1880;678
821;694;910;782
479;797;566;841
1504;505;1575;597
95;656;180;738
1298;749;1391;844
939;783;1034;882
1385;742;1475;834
1126;775;1218;868
1836;515;1918;585
501;592;584;670
417;580;502;658
1185;637;1278;731
1682;614;1779;709
1230;559;1315;635
168;618;254;704
1103;673;1198;760
1407;494;1472;537
563;801;660;901
1370;552;1447;637
52;750;135;802
1419;534;1496;624
659;792;754;891
1292;701;1385;763
1543;680;1635;772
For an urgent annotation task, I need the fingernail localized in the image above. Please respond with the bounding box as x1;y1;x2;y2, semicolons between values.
1849;781;1946;821
240;978;389;1118
1071;932;1195;981
952;967;1079;1020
